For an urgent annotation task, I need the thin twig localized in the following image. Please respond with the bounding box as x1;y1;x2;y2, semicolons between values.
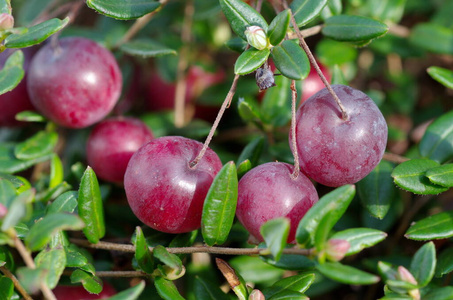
69;238;313;256
174;0;194;127
290;80;300;179
0;266;33;300
282;0;348;120
113;0;169;49
287;25;323;40
63;270;148;278
189;74;241;168
255;0;264;12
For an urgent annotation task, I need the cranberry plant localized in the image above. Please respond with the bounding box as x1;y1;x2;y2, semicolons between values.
0;0;452;299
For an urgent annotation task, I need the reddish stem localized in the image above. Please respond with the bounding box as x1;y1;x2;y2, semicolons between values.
290;80;300;179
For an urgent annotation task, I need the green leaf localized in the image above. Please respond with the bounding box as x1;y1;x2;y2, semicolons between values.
410;23;453;55
70;269;102;295
120;39;177;57
49;154;63;189
0;173;25;190
426;164;453;187
65;244;89;268
0;179;16;207
0;143;53;174
330;65;348;85
316;39;358;66
419;110;453;163
5;18;69;48
260;253;315;271
262;273;315;298
48;191;78;214
229;256;284;284
424;286;453;300
1;188;33;231
202;161;238;246
153;245;184;278
314;210;337;254
193;276;229;300
268;290;308;300
236;137;265;167
290;0;328;27
271;40;310;80
410;242;435;287
16;267;45;294
0;246;15;270
316;262;380;285
260;218;290;261
218;0;268;40
25;213;85;251
405;211;453;240
267;10;291;46
15;111;46;123
14;131;58;160
0;276;14;300
86;0;160;20
391;159;448;194
322;15;388;42
331;228;387;256
154;276;185;300
237;159;252;178
78;167;105;244
105;280;145;300
35;247;66;289
0;50;24;95
427;66;453;89
225;37;247;52
133;227;154;273
436;247;453;277
237;97;261;123
260;76;292;127
357;161;396;219
296;185;355;247
234;48;270;75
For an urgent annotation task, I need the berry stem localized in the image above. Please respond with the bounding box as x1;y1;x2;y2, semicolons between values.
70;238;313;256
290;80;300;179
0;266;33;300
282;0;349;121
189;74;241;168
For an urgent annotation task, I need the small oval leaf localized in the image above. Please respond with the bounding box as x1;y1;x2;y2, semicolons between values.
262;272;315;298
331;228;387;256
290;0;328;27
35;247;66;289
133;226;154;273
0;50;24;95
419;110;453;164
322;15;388;42
427;66;453;90
410;242;436;287
14;131;58;160
271;40;310;80
86;0;160;20
201;161;238;246
235;48;270;75
426;164;453;187
405;211;453;241
120;39;177;57
260;218;290;261
106;280;145;300
154;276;185;300
267;10;291;46
316;262;380;285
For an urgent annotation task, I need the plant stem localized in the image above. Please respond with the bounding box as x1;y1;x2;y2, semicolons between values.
63;270;148;278
189;74;241;168
113;0;169;49
174;0;194;128
383;152;410;164
0;266;33;300
12;233;57;300
282;0;348;120
69;238;313;256
290;80;300;179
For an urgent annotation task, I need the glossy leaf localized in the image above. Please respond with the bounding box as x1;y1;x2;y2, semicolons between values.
202;161;238;246
260;218;290;261
86;0;160;20
105;280;145;300
424;287;453;300
405;211;453;240
296;185;355;247
436;247;453;277
1;188;33;231
260;253;315;271
391;159;448;194
316;262;380;285
0;50;24;95
331;228;387;256
25;213;85;251
262;273;315;298
65;244;89;268
0;143;53;174
35;247;66;289
290;0;328;27
271;40;310;80
268;290;307;300
410;242;435;287
15;111;46;123
357;161;396;219
78;167;105;244
133;227;154;273
5;18;69;48
237;97;261;124
49;154;63;189
0;276;13;300
14;131;58;160
410;23;453;55
267;10;290;46
154;276;185;300
366;0;406;23
237;137;265;167
427;66;453;89
426;164;453;187
419;110;453;163
70;269;102;295
48;191;78;214
218;0;268;40
120;39;176;57
314;210;337;255
0;173;24;190
260;76;292;127
235;48;270;75
322;15;388;42
193;276;229;300
237;159;252;178
229;256;284;284
153;245;184;277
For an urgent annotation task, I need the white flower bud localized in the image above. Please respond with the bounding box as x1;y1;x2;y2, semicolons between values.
244;26;269;50
0;13;14;30
325;239;350;262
